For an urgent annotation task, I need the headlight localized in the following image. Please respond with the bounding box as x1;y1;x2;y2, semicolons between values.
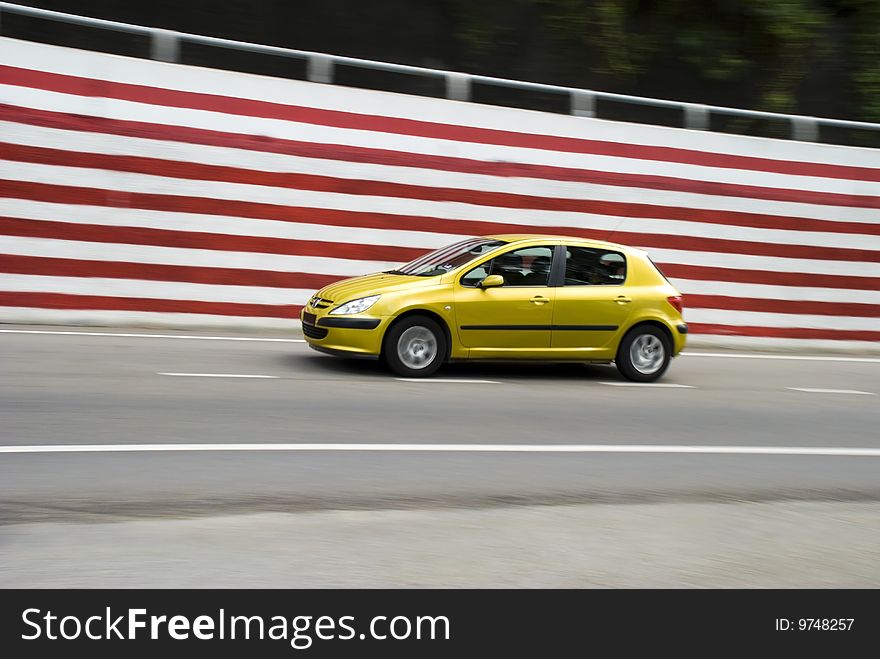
329;295;380;315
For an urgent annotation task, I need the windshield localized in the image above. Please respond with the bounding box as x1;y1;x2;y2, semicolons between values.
387;238;507;276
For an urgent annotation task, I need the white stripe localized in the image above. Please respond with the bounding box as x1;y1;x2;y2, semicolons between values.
394;378;500;384
0;199;462;250
642;247;877;278
3;120;879;223
0;307;302;328
3;117;878;197
684;308;880;332
158;372;279;378
4;153;878;225
671;278;880;305
5;38;879;167
2;222;876;303
1;170;878;276
0;328;305;341
0;274;313;306
600;382;694;388
2;191;876;254
0;235;398;276
682;351;880;363
3;442;880;456
786;387;875;395
1;232;875;297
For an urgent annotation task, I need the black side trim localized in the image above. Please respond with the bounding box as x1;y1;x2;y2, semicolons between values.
460;325;546;331
552;325;619;331
317;317;381;329
460;324;618;331
676;323;688;334
308;344;380;360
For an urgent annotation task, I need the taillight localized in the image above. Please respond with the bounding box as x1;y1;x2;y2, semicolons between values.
667;295;683;314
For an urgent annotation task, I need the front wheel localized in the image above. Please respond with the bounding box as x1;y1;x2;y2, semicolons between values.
383;315;447;377
615;326;671;382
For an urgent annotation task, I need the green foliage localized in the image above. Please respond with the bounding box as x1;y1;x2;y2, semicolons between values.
449;0;880;122
26;0;880;122
847;0;880;121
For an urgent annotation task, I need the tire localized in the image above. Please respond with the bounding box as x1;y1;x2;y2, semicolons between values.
383;315;447;377
615;325;671;382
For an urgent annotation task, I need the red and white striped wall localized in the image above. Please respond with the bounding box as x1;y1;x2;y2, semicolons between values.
1;37;878;351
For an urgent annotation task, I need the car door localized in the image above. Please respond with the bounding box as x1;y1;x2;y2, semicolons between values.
453;245;556;352
550;245;634;354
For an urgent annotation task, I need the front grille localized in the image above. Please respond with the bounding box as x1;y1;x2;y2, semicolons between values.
302;322;328;340
309;296;334;309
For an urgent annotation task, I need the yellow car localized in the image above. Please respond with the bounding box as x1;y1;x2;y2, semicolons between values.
301;235;686;382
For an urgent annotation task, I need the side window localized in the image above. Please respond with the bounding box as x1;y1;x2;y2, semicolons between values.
564;247;626;285
461;246;554;287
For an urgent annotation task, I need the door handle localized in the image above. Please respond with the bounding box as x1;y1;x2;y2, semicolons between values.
530;296;550;305
616;296;632;304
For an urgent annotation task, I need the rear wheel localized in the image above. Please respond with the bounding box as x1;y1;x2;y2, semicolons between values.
383;315;446;377
615;325;671;382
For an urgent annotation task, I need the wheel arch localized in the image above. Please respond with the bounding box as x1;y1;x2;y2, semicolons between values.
619;319;674;352
383;309;453;362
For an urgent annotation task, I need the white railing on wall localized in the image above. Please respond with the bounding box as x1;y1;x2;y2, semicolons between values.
2;1;879;145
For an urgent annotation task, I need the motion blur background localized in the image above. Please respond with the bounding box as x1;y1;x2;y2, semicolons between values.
0;1;878;587
10;0;880;126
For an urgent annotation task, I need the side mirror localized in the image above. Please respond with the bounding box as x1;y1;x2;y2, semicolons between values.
479;274;504;289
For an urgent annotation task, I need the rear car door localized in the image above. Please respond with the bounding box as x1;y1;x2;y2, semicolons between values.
550;245;634;351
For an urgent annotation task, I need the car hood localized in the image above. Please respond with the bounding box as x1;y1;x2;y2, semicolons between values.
314;272;438;304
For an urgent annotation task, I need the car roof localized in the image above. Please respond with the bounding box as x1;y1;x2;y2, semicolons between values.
485;233;637;253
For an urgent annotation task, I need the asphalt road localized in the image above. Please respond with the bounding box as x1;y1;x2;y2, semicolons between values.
1;325;879;524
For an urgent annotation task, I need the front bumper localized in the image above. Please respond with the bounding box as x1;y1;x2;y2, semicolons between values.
301;308;386;356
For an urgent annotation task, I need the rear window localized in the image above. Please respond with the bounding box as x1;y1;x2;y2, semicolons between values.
563;247;626;285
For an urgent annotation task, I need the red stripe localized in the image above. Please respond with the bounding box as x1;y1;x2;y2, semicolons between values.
2;64;878;182
686;295;880;318
689;323;880;342
0;290;302;318
1;251;875;298
0;216;422;263
5;141;879;237
657;263;880;292
3;104;878;211
0;254;339;289
1;181;877;264
5;255;875;317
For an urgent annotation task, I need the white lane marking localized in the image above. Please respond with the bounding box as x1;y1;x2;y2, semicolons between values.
395;378;501;384
786;387;875;395
3;331;877;362
683;351;880;363
3;444;880;457
600;382;694;388
0;329;306;342
158;372;280;379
